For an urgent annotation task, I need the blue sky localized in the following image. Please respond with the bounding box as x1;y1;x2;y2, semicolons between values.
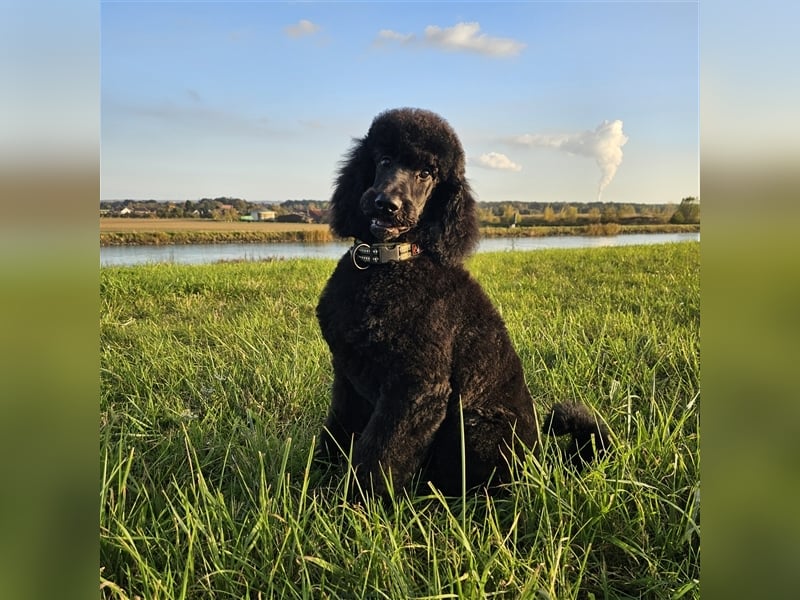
101;1;699;205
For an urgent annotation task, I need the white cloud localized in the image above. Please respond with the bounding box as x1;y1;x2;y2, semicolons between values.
472;152;522;172
423;22;525;57
512;120;629;199
374;22;525;58
376;29;415;45
284;20;321;38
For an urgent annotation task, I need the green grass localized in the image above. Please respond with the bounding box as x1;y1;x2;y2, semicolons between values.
100;243;699;599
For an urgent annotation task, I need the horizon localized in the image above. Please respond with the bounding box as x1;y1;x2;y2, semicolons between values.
101;2;699;205
100;197;691;207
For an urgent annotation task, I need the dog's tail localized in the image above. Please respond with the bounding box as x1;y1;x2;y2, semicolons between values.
543;402;612;468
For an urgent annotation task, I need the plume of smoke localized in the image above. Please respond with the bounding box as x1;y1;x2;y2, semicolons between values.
513;120;628;200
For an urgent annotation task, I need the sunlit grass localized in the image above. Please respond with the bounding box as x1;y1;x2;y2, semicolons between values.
100;243;699;599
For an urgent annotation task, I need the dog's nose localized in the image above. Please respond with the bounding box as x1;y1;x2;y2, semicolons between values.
374;194;401;215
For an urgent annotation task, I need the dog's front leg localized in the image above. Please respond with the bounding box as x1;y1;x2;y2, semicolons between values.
351;380;451;498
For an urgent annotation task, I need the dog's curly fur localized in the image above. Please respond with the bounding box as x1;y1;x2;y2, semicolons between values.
316;108;608;498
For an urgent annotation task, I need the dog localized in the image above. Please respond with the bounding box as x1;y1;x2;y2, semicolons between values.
315;108;609;498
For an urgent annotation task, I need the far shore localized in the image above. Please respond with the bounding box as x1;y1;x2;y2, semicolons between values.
100;218;699;246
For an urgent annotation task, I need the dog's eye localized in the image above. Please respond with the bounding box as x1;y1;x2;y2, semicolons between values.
379;156;392;167
418;169;432;180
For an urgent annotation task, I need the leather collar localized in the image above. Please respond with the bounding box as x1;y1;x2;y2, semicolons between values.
349;239;422;270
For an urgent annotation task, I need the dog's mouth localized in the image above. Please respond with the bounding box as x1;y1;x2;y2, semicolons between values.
369;218;410;241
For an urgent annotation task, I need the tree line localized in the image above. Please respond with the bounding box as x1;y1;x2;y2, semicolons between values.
101;197;699;226
478;197;699;226
99;198;325;221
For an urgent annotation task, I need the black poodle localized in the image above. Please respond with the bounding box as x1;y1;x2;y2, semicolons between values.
316;108;609;498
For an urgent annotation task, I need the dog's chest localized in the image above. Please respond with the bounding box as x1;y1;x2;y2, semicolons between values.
317;261;439;356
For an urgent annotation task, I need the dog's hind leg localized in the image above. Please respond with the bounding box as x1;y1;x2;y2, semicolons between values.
422;408;533;496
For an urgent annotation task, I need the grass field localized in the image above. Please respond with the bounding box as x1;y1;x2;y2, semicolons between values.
100;243;700;599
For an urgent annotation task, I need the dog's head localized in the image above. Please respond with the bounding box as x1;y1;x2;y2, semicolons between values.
329;108;479;265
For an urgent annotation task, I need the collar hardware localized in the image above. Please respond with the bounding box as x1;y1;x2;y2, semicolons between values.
350;239;421;270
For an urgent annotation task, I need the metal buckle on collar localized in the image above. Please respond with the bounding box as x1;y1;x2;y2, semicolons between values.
350;240;420;270
351;242;373;270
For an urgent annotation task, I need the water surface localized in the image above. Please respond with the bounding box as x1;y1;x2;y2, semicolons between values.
100;232;699;267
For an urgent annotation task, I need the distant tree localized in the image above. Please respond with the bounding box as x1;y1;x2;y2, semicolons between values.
477;205;499;225
617;204;636;218
543;205;555;222
656;204;674;224
156;203;173;218
230;198;249;213
500;204;517;226
601;204;618;223
670;197;700;224
560;204;578;224
212;207;239;222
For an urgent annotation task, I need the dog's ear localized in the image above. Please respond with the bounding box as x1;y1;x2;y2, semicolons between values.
329;138;373;239
420;173;480;265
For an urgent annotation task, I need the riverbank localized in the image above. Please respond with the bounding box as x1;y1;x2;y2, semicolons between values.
100;218;699;246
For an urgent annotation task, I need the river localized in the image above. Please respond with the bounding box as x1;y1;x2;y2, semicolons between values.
100;232;699;267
